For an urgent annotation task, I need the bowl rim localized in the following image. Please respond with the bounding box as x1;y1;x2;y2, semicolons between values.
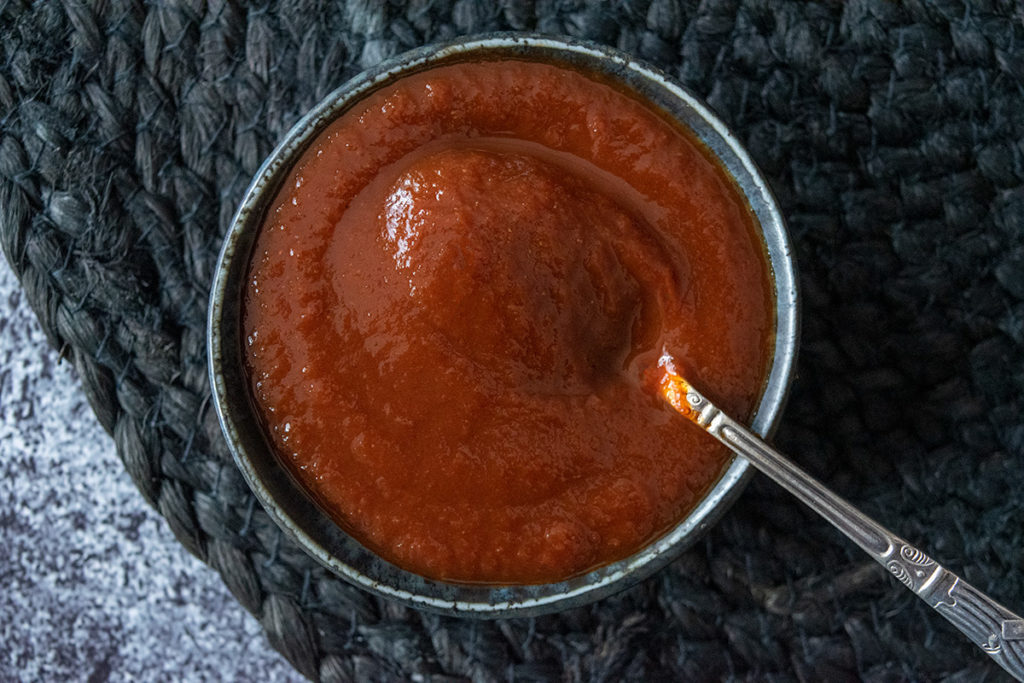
208;32;801;618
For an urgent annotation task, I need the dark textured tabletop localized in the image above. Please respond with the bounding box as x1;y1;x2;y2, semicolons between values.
3;1;1024;680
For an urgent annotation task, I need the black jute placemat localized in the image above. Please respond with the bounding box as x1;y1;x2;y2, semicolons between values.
3;1;1023;680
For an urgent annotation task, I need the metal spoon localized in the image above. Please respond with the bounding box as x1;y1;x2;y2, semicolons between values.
657;354;1024;680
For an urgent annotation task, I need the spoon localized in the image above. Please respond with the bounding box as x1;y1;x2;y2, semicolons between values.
657;354;1024;679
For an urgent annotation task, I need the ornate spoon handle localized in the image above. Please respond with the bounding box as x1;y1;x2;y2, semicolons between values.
660;368;1024;680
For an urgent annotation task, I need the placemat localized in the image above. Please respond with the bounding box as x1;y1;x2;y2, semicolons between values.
2;1;1023;679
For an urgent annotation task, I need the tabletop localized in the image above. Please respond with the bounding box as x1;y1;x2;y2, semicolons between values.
2;1;1022;680
0;261;298;682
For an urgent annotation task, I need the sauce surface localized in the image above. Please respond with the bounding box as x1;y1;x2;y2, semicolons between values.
243;60;774;583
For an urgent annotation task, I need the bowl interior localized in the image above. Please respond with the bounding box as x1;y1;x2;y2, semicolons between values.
208;33;799;618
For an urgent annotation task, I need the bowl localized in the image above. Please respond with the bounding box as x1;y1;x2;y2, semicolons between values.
208;33;800;618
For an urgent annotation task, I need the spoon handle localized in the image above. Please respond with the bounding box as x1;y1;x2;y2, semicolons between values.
670;378;1024;679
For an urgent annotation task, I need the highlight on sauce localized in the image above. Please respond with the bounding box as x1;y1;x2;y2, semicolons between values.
242;59;774;584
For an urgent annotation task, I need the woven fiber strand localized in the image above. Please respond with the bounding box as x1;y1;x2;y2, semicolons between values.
2;0;1023;679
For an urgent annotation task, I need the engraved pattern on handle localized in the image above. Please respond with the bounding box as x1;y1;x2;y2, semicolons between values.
885;543;938;592
673;380;1024;680
886;542;1024;671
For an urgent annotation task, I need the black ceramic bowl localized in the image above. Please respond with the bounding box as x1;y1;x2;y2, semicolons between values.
208;33;800;617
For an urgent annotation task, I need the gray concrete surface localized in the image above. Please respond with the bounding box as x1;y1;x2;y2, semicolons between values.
0;262;301;682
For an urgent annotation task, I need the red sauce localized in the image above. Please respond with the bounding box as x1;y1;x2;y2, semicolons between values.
243;60;773;584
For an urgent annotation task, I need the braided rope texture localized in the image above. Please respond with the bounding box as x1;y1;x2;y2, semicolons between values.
2;1;1023;679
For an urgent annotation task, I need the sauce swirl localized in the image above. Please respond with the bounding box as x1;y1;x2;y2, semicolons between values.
243;60;773;583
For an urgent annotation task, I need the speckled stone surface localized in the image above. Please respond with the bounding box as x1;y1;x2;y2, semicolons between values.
0;261;301;682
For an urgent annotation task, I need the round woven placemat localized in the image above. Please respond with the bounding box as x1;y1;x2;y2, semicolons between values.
3;1;1023;680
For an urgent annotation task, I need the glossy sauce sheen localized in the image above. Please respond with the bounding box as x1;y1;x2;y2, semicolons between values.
243;60;774;583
